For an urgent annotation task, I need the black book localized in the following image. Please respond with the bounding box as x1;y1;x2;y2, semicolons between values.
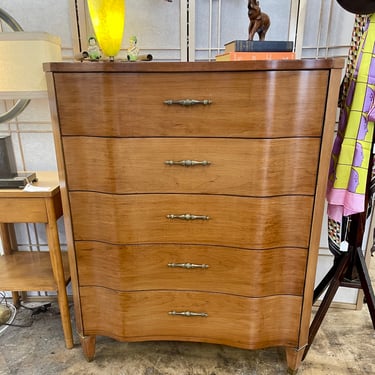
224;40;294;53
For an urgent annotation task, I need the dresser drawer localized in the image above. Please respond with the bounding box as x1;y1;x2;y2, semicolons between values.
76;242;307;296
0;198;48;222
55;70;328;138
63;137;320;196
70;192;313;249
80;287;302;349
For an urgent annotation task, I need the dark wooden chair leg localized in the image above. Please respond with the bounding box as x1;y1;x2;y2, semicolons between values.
302;252;350;360
355;246;375;328
313;258;340;304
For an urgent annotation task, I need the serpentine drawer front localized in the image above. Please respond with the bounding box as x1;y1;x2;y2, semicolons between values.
45;59;344;373
69;192;313;248
55;70;328;138
79;288;302;349
76;242;307;296
62;137;320;196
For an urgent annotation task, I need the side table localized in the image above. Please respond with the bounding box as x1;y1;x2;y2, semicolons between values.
0;171;73;349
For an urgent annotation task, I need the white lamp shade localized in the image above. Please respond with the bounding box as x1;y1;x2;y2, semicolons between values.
0;32;61;99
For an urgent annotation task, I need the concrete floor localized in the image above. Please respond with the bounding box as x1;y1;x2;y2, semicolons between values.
1;263;375;375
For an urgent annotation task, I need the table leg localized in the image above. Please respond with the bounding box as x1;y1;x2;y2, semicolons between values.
0;223;21;307
45;199;74;349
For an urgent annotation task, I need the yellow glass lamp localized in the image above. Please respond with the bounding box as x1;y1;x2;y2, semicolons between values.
87;0;125;61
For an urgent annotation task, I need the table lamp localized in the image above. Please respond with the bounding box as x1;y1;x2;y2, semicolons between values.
87;0;125;61
0;8;61;123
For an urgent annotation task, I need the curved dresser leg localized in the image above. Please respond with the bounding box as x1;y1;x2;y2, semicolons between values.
80;335;96;362
285;346;304;374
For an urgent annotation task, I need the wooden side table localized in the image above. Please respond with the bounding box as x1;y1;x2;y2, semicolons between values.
0;171;73;349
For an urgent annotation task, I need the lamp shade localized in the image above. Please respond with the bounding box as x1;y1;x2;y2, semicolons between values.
0;32;61;99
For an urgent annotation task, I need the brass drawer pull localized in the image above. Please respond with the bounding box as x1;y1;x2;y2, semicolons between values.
166;214;210;221
169;310;208;317
168;262;209;269
164;99;212;106
165;160;211;167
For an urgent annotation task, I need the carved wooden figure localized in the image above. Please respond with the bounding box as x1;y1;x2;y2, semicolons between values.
248;0;270;41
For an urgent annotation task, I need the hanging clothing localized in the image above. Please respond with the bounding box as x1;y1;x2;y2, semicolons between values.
327;14;375;255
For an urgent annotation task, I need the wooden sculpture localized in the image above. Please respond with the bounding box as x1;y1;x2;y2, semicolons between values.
248;0;270;41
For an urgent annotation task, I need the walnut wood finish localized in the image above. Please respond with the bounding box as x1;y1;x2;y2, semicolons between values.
45;60;344;372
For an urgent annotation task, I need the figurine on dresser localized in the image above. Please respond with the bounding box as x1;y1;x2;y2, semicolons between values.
248;0;270;40
127;35;139;61
87;36;101;60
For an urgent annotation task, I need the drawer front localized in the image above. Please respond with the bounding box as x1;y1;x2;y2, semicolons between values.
0;198;48;223
70;192;313;249
76;242;307;296
80;287;302;349
55;71;328;138
63;137;320;196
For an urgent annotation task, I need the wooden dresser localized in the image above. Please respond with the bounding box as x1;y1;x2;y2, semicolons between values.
45;59;343;373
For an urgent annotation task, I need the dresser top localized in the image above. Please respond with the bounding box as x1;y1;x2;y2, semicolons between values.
44;58;344;74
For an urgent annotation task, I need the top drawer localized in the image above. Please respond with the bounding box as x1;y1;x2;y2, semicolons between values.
54;70;328;138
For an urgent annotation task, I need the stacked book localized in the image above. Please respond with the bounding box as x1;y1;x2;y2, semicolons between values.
216;40;295;61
